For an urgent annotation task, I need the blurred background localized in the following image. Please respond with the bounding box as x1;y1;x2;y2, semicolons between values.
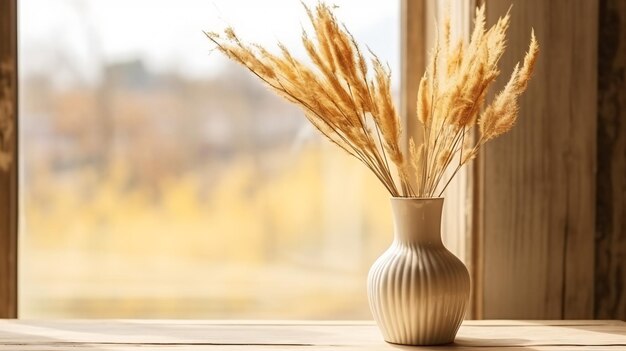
18;0;400;318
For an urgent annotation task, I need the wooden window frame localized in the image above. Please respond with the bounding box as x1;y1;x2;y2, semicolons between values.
1;0;614;320
3;0;431;319
0;0;18;318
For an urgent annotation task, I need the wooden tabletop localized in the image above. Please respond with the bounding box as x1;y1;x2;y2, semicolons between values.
0;320;623;350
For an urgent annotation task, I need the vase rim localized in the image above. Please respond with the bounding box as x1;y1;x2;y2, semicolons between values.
391;197;444;201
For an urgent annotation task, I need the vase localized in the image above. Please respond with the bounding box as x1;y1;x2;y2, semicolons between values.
367;197;470;345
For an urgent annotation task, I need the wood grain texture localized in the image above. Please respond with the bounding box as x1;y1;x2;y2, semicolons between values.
400;0;425;144
0;0;17;319
596;0;626;321
0;320;621;350
479;0;597;319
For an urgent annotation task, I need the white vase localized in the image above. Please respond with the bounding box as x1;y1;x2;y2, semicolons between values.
367;197;470;345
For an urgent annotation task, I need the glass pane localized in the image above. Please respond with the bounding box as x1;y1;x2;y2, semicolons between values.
19;0;399;318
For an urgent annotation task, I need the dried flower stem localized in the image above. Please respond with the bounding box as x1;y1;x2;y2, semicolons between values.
206;2;538;198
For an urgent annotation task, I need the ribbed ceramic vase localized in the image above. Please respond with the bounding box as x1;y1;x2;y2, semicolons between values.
367;198;470;345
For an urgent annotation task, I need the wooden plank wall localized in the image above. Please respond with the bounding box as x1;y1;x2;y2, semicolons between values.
596;0;626;320
478;0;597;319
0;0;18;318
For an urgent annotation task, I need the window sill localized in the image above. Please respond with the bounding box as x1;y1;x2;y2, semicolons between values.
0;319;623;349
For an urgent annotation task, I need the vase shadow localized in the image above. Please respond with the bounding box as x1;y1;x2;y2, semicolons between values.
386;337;536;350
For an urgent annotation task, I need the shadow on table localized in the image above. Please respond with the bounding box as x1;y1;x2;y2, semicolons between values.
521;320;626;348
558;321;626;337
384;337;537;350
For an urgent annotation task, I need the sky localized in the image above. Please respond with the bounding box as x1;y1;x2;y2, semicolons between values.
19;0;400;85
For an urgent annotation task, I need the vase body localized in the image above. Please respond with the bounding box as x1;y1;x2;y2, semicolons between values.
367;198;470;345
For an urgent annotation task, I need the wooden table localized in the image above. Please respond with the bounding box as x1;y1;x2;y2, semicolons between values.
0;320;623;350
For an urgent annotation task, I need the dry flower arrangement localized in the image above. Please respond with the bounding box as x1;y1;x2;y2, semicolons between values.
206;3;538;197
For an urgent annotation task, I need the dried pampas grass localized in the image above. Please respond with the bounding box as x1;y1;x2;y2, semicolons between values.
206;2;538;198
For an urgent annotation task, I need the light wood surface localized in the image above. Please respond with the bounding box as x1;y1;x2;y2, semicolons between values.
400;0;425;143
0;0;18;319
0;320;621;350
478;0;597;319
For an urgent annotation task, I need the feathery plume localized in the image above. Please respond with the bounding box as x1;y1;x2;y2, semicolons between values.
207;2;538;198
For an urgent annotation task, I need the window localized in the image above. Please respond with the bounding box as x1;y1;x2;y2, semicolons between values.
5;0;607;322
19;0;400;318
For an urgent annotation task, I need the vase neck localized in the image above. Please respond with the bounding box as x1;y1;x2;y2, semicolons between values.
391;198;444;246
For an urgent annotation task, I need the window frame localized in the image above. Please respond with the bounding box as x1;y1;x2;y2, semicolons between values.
3;0;603;320
0;0;18;319
2;0;462;320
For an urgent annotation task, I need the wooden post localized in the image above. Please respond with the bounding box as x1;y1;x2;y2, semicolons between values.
476;0;597;319
0;0;18;318
596;0;626;321
400;0;426;145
